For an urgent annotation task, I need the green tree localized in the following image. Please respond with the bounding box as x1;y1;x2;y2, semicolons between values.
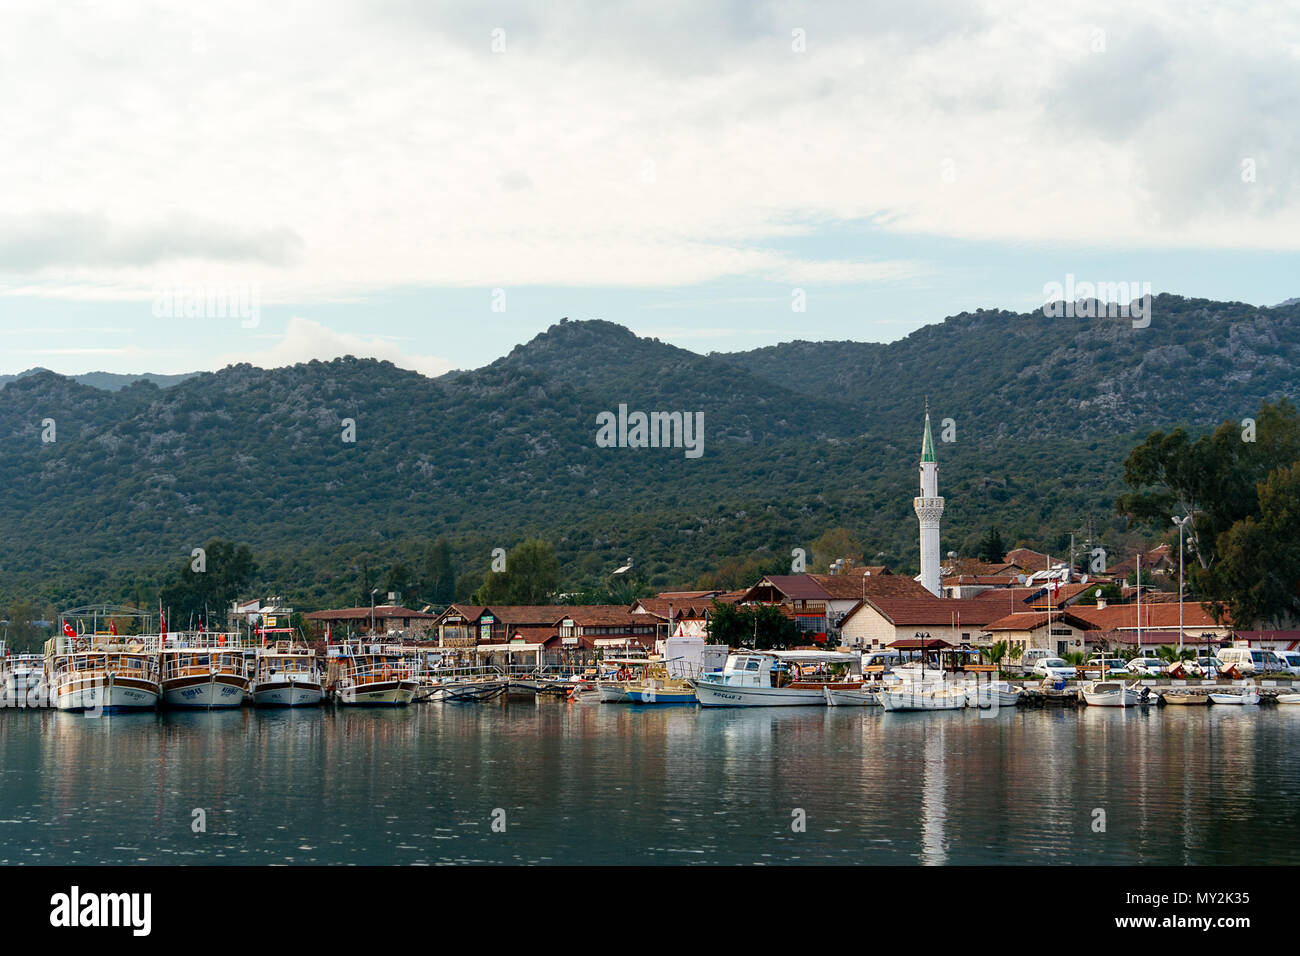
472;539;561;605
810;528;863;573
1199;462;1300;627
706;601;801;650
976;527;1006;563
159;540;258;627
420;539;456;606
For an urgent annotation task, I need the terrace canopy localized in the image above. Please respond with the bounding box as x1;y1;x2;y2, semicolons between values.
887;638;953;650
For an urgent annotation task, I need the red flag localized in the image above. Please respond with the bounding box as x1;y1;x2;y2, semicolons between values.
326;623;332;644
198;619;205;632
109;621;118;636
160;614;167;637
62;622;76;639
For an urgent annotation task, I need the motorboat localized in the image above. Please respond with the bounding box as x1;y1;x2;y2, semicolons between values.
1277;693;1300;705
625;662;697;705
694;650;863;707
1080;680;1140;707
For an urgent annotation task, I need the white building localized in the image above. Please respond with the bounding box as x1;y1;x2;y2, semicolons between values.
913;407;944;597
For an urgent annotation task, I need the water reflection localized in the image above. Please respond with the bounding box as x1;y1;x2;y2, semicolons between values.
1;702;1299;865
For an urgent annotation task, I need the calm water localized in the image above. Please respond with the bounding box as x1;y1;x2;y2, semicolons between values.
2;701;1298;865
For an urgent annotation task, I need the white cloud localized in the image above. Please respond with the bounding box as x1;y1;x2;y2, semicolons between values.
0;0;1296;306
230;316;454;376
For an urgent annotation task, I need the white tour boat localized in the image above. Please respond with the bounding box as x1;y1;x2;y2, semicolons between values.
694;650;863;708
161;634;251;709
252;642;325;707
47;636;162;712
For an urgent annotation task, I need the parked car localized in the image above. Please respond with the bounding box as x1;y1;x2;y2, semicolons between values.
1083;657;1128;678
1127;657;1168;676
1217;647;1286;675
1032;657;1077;681
1273;650;1300;676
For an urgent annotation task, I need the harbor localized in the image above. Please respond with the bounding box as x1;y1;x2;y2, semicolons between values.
3;697;1299;866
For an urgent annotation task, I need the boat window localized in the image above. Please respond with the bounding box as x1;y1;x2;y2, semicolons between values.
745;659;760;671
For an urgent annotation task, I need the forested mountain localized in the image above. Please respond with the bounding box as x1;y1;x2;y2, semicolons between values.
1;294;1295;614
0;368;196;391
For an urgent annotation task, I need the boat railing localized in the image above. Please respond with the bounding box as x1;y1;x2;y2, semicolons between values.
162;652;249;680
163;631;246;650
334;658;417;688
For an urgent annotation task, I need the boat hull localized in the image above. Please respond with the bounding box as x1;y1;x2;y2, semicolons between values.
1209;691;1260;705
55;676;159;712
1081;688;1139;707
334;680;416;706
1162;692;1209;705
162;674;249;709
596;682;631;703
694;679;834;707
253;680;325;707
824;686;881;706
1277;693;1300;705
626;688;696;705
878;687;967;711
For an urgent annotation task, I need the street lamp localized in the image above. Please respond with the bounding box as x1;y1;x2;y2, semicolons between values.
1172;516;1191;654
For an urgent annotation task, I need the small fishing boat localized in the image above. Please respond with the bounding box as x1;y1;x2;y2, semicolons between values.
965;680;1024;707
1209;687;1260;705
252;643;325;707
1161;691;1210;705
595;659;648;702
824;684;884;706
1277;693;1300;705
1080;680;1139;707
694;650;863;708
877;682;967;711
625;663;697;705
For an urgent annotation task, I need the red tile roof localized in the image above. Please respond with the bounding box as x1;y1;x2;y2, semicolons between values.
983;609;1097;632
1070;602;1226;630
305;605;439;621
844;597;1004;628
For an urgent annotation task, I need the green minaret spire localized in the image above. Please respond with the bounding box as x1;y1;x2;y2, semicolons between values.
921;401;936;463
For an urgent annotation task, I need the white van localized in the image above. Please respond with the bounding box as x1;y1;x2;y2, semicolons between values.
1273;650;1300;676
1217;647;1284;675
1016;647;1056;675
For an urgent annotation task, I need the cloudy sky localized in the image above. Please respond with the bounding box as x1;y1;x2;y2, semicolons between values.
2;0;1298;376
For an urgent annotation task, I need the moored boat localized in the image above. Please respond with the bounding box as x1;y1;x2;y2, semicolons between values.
1277;693;1300;705
1209;687;1260;705
1161;691;1210;705
161;634;250;709
877;682;968;711
48;644;162;712
328;643;417;706
252;642;325;707
964;680;1024;708
1080;680;1139;707
693;650;863;708
625;663;697;705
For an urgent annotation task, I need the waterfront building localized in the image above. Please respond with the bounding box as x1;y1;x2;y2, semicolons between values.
982;609;1098;658
838;596;1003;650
304;604;439;640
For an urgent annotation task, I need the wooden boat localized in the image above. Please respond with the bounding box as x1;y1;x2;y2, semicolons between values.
1080;680;1139;707
161;636;250;709
49;648;161;712
252;643;325;707
595;658;648;702
1161;691;1209;705
625;663;697;705
877;682;967;711
1209;687;1260;705
328;644;417;706
1276;693;1300;705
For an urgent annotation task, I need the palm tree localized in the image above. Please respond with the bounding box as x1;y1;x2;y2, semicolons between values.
981;640;1009;668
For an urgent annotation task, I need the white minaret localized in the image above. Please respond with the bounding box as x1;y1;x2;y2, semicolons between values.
913;404;944;597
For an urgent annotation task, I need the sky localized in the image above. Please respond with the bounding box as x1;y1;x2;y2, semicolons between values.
2;0;1298;377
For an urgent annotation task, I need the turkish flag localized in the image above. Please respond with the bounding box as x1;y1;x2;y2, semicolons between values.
109;621;118;636
62;622;76;639
198;619;205;632
160;614;167;637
